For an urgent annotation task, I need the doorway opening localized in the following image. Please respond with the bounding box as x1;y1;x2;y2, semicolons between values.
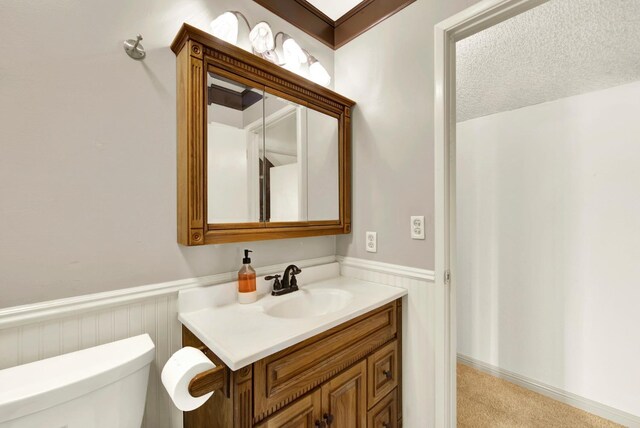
435;0;640;426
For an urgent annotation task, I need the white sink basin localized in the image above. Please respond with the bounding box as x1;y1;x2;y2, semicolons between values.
265;288;353;319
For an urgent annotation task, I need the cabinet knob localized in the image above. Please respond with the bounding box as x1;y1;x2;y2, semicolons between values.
323;413;334;426
314;420;326;428
383;369;392;379
382;422;390;428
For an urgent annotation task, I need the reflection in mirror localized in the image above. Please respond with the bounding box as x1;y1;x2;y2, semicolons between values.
306;108;339;221
261;94;340;223
207;71;340;225
207;72;264;224
262;94;302;222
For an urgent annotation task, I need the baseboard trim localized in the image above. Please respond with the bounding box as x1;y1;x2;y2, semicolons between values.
336;256;435;282
457;354;640;427
0;255;336;329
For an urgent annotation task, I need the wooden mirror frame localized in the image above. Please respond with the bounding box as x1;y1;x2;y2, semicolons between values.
171;24;355;245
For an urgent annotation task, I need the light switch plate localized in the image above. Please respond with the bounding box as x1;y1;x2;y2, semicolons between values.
411;216;425;240
366;231;377;253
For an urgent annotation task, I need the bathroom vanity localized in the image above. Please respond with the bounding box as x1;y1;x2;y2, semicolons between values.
177;263;406;428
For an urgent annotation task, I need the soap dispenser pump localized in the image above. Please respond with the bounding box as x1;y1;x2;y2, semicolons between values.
238;249;257;304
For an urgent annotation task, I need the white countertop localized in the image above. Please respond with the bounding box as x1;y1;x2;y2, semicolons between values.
178;263;407;371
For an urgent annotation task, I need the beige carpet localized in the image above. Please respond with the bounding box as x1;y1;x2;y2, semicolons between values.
457;363;624;428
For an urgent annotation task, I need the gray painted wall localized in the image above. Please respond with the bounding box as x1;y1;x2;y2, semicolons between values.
0;0;335;308
334;0;480;270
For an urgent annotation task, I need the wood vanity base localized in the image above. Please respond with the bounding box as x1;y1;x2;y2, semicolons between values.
183;299;403;428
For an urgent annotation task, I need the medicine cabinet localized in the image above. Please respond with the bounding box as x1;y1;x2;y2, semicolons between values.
171;24;355;245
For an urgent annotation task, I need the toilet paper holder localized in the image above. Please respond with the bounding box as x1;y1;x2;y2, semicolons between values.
188;346;229;398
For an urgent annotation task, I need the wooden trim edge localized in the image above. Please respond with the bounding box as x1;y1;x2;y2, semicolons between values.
334;0;417;49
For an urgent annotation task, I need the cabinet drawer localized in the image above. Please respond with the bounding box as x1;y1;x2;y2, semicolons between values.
367;389;397;428
254;303;397;422
367;340;398;408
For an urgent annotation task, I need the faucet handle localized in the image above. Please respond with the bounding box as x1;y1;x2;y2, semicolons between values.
265;274;282;291
289;268;301;288
289;270;301;287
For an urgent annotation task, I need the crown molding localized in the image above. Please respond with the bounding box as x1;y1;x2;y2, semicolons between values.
253;0;417;50
253;0;335;48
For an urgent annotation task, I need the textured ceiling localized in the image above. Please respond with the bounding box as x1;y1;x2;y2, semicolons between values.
305;0;363;20
456;0;640;122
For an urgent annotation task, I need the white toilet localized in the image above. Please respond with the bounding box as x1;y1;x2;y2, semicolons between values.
0;334;155;428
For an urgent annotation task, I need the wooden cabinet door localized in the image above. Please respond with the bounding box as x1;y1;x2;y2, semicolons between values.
256;390;322;428
320;361;367;428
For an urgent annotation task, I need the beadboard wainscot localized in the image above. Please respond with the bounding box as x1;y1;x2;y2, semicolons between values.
337;256;437;428
0;256;335;428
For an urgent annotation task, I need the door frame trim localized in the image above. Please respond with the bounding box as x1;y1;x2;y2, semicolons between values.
433;0;549;425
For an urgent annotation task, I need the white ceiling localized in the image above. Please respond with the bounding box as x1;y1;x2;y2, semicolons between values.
456;0;640;122
305;0;363;21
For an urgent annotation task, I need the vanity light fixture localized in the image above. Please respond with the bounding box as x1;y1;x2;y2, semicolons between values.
210;11;240;45
209;12;332;87
249;22;275;54
307;53;331;86
280;33;307;71
270;33;329;85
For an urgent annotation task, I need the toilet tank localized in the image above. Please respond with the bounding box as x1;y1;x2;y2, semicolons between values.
0;334;155;428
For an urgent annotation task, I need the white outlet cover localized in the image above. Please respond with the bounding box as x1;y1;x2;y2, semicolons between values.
411;216;425;240
366;231;377;253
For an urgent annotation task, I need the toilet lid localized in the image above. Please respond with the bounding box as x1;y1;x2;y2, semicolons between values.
0;334;154;423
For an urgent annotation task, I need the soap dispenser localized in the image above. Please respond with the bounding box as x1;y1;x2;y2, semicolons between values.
238;249;257;304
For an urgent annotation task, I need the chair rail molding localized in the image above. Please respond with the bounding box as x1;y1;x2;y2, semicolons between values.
0;256;336;329
336;256;435;282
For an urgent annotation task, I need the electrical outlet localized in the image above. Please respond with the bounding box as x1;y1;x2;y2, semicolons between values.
411;216;425;240
366;231;377;253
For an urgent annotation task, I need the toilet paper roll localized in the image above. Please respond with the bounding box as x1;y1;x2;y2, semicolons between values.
161;346;215;411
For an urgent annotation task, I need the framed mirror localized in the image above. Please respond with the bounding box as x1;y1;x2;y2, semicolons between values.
172;24;355;245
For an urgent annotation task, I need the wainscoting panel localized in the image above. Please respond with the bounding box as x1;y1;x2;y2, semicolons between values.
337;256;439;428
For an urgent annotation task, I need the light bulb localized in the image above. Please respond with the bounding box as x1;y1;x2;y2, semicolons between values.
249;22;274;54
282;37;307;69
210;12;239;45
309;58;331;86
